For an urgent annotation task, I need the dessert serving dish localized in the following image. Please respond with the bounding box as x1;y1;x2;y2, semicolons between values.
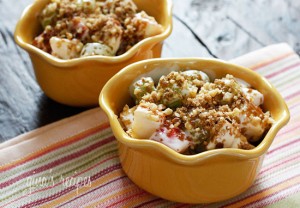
99;58;290;203
14;0;172;106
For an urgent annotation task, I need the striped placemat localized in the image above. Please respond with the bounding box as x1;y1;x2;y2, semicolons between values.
0;43;299;207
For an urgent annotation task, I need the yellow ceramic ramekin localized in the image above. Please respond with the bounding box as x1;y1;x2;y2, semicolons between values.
14;0;172;107
99;58;290;203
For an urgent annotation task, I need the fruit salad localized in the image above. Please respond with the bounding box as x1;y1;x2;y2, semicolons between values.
33;0;163;59
120;70;274;154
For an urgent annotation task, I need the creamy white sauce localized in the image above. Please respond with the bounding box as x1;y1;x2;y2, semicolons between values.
242;87;264;106
129;64;181;97
150;127;190;152
131;106;162;139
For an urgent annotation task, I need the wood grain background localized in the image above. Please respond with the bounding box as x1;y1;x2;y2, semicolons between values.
0;0;299;142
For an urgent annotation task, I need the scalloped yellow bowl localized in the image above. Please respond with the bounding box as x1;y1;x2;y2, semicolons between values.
99;58;290;203
14;0;172;107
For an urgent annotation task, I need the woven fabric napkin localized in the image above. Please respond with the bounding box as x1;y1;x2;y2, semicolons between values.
0;43;299;208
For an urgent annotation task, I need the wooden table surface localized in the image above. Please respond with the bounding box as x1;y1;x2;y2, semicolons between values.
0;0;299;142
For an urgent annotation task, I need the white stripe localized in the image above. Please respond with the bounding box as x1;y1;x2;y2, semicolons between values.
0;139;117;203
247;183;300;208
277;76;300;93
0;132;113;200
255;55;298;77
261;151;300;173
65;175;134;207
255;155;300;186
211;163;300;208
251;163;300;194
262;140;300;168
5;151;120;207
0;128;112;182
269;64;300;88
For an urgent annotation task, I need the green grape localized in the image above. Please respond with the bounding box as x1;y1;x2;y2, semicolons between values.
77;0;96;13
40;3;57;28
132;77;155;104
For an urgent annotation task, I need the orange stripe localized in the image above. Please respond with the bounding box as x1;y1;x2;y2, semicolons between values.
107;191;148;208
273;126;300;145
259;96;300;147
273;133;297;147
87;183;142;207
250;52;294;70
123;194;158;208
0;122;110;171
223;174;300;208
286;96;300;108
40;169;124;208
287;95;300;106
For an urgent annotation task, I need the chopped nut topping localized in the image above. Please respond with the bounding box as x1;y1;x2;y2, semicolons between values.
120;71;273;154
33;0;162;59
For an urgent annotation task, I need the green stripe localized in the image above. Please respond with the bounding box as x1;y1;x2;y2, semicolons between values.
0;143;116;197
0;141;118;202
0;146;118;202
0;131;103;179
0;128;113;180
257;56;296;77
265;191;300;208
270;65;300;88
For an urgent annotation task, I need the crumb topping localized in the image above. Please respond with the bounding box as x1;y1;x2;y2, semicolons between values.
120;70;273;154
33;0;162;59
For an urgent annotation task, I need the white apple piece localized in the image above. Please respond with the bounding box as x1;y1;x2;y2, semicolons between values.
49;37;83;59
150;127;190;153
131;104;164;139
206;119;253;150
133;11;163;38
241;87;264;106
80;43;114;57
